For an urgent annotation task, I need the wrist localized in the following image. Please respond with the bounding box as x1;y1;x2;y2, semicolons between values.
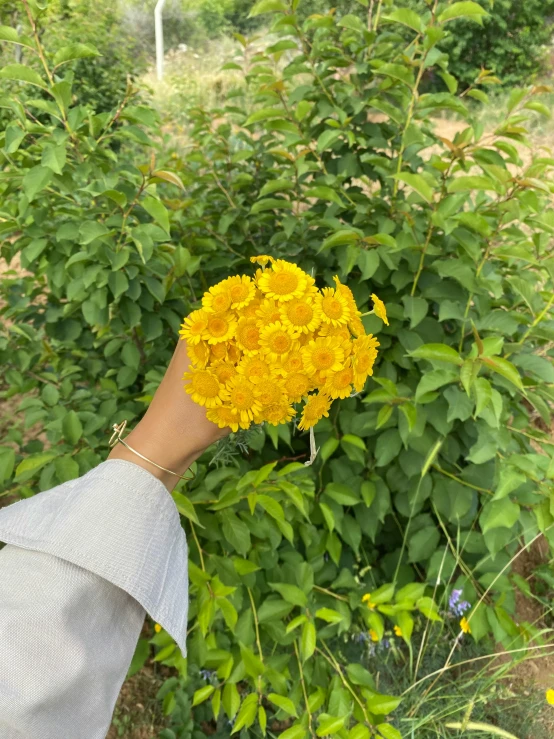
107;421;201;492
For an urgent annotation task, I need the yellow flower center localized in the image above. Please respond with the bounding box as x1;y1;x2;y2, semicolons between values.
207;316;229;337
268;330;293;354
214;362;236;383
264;402;287;424
244;359;270;381
330;367;353;389
237;322;260;350
258;384;282;406
211;292;232;313
321;295;344;320
230;283;249;303
311;347;335;370
304;395;329;421
230;382;255;410
284;351;303;373
356;351;374;373
211;343;227;360
268;271;299;295
192;371;220;398
285;373;310;398
285;300;313;326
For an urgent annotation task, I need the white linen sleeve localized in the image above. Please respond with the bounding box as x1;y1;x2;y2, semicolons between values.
0;459;191;739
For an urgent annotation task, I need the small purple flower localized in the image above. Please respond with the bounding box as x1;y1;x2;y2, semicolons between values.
448;589;471;617
199;669;214;681
353;632;369;644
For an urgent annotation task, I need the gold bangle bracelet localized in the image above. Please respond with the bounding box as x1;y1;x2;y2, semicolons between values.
109;420;195;482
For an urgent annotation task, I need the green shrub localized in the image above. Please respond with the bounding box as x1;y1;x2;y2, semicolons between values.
1;1;554;737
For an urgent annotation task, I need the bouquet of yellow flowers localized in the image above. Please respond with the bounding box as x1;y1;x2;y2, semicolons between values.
180;256;387;434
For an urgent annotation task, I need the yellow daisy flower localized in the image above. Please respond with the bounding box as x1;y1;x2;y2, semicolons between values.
369;629;379;642
257;259;310;302
283;372;313;403
179;309;209;345
202;313;237;345
348;315;366;338
257;381;285;408
154;623;162;633
241;296;263;319
250;254;275;267
202;282;233;314
460;617;471;634
236;355;274;384
280;297;322;334
333;275;357;306
362;593;376;610
221;275;256;310
394;625;402;637
212;360;238;385
187;340;209;368
302;336;345;378
235;317;261;356
210;342;229;362
259;321;299;363
226;375;262;425
371;293;389;326
278;349;305;375
206;404;240;433
545;689;554;706
298;392;332;430
318;322;353;351
323;366;354;400
256;298;282;326
184;368;228;408
352;335;380;392
259;400;296;426
317;286;352;327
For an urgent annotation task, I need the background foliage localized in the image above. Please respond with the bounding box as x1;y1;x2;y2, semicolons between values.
2;0;554;737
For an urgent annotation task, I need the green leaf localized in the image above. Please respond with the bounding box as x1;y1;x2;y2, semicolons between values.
409;526;440;563
324;482;360;506
365;693;402;713
41;144;66;174
172;491;202;526
376;725;402;739
0;446;16;483
279;725;307;739
300;621;316;662
127;638;150;678
438;1;488;24
193;685;215;707
480;499;520;534
267;694;298;717
392;173;434;203
483;356;523;390
269;582;307;607
53;43;99;67
249;0;288;17
15;452;57;482
250;197;293;214
447;176;498;193
0;63;47;89
223;683;241;720
0;26;34;47
23;165;53;201
62;410;83;445
220;511;251;556
374;63;414;88
402;296;428;329
142;195;170;234
320;230;360;250
444;723;519;739
239;643;265;678
54;455;80;483
382;9;424;33
411;343;463;365
317;716;346;736
231;693;258;733
108;271;129;299
315;608;344;624
304;186;343;205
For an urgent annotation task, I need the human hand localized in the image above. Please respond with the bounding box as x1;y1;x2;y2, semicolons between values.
108;339;229;491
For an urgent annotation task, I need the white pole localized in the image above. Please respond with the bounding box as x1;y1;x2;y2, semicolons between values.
155;0;167;81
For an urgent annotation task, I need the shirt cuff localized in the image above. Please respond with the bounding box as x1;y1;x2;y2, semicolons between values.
0;459;189;656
